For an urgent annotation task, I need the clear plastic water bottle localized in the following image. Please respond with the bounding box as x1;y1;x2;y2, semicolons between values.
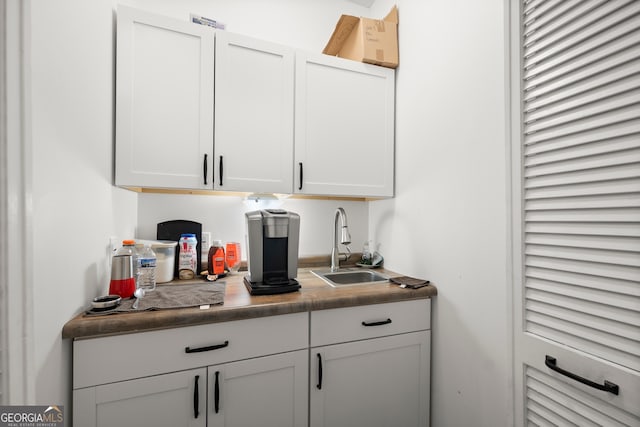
138;244;157;291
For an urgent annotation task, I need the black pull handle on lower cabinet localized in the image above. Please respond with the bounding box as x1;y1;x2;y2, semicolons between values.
219;156;224;186
316;353;323;390
298;162;303;190
203;154;208;185
545;355;619;395
214;371;221;413
185;340;229;353
193;375;200;419
362;318;392;327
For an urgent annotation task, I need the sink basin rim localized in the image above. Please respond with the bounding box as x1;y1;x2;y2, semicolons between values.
311;269;389;287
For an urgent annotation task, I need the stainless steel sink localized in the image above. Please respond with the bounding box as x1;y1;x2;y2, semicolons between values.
312;269;389;287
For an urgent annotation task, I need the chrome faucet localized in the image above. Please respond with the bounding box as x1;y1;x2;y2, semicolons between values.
331;207;352;271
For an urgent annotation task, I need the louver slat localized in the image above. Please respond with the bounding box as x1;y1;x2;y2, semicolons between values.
526;255;639;282
525;193;640;210
525;148;640;177
525;266;640;296
525;89;640;128
525;232;640;253
526;297;640;341
524;163;640;188
525;108;640;140
524;118;640;147
525;134;640;166
526;277;640;313
525;71;640;116
525;243;640;267
524;177;640;199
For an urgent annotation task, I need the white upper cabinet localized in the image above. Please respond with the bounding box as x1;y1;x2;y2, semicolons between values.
214;32;295;193
115;6;214;189
294;52;395;198
114;6;396;197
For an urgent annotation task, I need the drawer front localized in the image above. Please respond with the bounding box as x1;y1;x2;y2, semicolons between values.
311;299;431;347
74;312;308;389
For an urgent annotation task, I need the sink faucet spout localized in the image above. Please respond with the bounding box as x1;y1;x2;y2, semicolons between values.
331;207;351;272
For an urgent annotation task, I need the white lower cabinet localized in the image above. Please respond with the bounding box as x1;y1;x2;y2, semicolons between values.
72;312;308;427
74;351;308;427
208;350;308;427
74;368;207;427
310;332;430;427
310;300;432;427
72;301;431;427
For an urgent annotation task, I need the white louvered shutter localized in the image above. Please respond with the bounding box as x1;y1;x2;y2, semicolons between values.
513;0;640;424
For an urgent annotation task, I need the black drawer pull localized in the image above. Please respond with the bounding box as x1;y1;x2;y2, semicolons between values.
545;355;619;395
362;318;392;327
185;340;229;353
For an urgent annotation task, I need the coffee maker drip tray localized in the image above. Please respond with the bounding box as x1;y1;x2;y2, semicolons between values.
243;276;300;295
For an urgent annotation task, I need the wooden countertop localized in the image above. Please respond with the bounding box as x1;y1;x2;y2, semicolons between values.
62;267;437;340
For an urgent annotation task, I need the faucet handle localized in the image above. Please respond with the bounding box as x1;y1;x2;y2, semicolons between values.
343;244;352;261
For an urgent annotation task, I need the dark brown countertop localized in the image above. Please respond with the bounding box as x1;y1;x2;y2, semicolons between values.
62;266;437;340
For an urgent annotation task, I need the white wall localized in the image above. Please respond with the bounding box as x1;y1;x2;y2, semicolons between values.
370;1;511;426
28;0;139;408
137;193;369;257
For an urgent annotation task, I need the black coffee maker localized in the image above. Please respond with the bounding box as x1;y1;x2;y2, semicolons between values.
244;209;300;295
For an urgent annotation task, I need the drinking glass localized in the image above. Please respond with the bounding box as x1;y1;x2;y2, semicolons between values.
225;242;241;273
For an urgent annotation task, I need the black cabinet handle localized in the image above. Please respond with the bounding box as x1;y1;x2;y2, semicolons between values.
316;353;323;390
545;355;619;395
193;375;200;419
185;340;229;353
203;154;208;185
298;162;303;190
214;371;220;413
362;318;392;327
219;155;224;186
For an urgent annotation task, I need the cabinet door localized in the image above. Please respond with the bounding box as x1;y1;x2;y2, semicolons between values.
115;6;214;189
209;350;308;427
214;32;294;193
295;53;395;197
74;368;206;427
310;331;430;427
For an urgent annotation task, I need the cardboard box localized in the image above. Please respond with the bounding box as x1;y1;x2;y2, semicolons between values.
323;6;398;69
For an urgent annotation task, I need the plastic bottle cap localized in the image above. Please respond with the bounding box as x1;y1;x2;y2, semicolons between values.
181;233;196;238
122;239;135;245
213;239;223;246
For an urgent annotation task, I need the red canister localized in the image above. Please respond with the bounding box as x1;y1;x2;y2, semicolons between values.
109;254;136;298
